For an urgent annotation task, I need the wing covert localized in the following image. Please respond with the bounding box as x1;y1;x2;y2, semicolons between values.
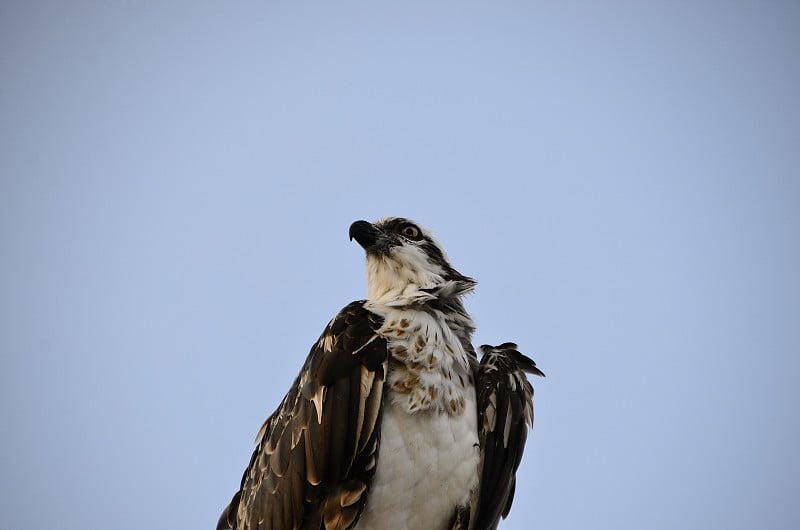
471;343;545;530
218;301;388;530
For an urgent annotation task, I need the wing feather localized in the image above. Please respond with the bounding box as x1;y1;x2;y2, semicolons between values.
471;343;544;530
218;301;387;530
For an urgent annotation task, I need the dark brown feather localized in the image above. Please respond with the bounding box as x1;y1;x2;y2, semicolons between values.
471;343;544;530
217;301;388;530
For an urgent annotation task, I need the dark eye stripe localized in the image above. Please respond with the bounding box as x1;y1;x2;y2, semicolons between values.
376;218;423;240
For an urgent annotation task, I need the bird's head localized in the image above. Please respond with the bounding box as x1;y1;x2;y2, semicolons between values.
349;217;476;304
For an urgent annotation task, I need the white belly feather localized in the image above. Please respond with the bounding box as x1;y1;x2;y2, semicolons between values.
354;306;480;530
354;398;479;530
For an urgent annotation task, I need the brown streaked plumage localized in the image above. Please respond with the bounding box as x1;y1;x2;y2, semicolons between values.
218;218;545;530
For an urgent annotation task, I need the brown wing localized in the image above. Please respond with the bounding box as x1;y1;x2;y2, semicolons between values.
471;343;545;530
218;301;388;530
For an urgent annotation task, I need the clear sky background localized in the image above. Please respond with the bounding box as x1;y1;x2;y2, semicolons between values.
2;2;799;529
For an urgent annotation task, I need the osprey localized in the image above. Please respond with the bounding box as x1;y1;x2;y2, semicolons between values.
218;217;544;530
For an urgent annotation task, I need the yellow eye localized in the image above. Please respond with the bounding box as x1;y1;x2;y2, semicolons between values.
402;225;420;239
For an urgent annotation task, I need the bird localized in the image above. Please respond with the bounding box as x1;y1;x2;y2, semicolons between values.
218;217;545;530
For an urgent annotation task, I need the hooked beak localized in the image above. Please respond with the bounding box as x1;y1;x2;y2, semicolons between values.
349;220;389;252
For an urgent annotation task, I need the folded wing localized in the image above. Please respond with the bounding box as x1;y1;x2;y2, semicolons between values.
218;301;388;530
472;343;545;530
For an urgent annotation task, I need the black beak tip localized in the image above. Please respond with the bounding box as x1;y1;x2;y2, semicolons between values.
349;220;381;249
349;220;368;241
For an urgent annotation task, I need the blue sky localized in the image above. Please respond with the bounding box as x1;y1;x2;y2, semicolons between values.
1;2;799;529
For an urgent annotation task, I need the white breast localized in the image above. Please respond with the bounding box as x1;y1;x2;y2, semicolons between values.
354;307;480;530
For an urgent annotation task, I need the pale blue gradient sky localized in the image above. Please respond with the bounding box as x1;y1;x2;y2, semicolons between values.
2;2;799;529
